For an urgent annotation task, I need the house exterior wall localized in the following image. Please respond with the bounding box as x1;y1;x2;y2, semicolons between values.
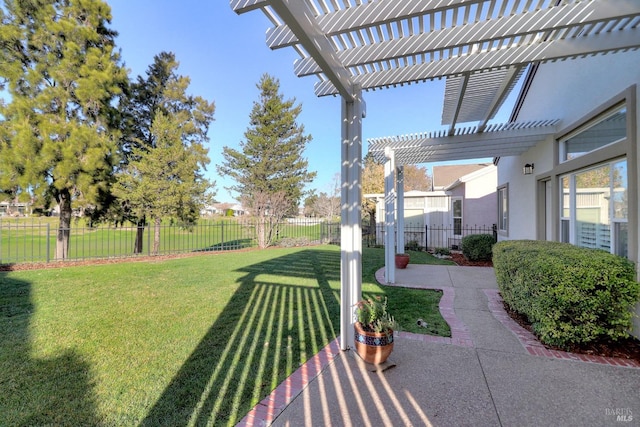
499;51;639;240
497;50;640;336
462;168;497;227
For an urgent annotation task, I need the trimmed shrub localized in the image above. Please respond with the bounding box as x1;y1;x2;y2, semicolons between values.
406;240;420;251
460;233;495;261
493;240;640;349
434;247;451;256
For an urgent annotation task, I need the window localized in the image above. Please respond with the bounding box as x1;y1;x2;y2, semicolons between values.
405;197;425;209
497;185;508;233
550;88;634;259
452;198;462;235
555;98;630;257
559;159;627;256
560;105;626;162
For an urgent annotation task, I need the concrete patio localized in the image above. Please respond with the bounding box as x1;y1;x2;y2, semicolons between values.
238;265;640;427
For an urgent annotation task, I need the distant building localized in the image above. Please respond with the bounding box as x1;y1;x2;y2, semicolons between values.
201;203;245;217
365;163;496;249
0;200;31;217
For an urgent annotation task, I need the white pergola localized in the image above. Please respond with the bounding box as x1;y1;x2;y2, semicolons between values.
231;0;640;351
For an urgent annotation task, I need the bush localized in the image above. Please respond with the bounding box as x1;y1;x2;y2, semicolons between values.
460;234;495;261
434;247;451;256
406;240;420;251
493;240;640;349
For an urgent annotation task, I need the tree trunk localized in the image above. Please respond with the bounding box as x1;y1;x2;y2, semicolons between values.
134;217;145;254
153;216;161;255
56;189;72;260
256;216;266;249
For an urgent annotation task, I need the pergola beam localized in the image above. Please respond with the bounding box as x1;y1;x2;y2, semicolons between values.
231;0;268;14
265;0;356;101
369;120;559;165
314;25;640;96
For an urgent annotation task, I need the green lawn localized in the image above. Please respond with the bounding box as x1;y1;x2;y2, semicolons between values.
0;245;451;426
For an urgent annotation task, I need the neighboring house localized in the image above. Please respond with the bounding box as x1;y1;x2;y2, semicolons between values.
201;203;246;217
366;163;496;249
0;200;31;217
495;50;640;336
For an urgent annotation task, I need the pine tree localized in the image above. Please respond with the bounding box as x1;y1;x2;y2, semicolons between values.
218;73;316;247
0;0;127;259
113;52;215;254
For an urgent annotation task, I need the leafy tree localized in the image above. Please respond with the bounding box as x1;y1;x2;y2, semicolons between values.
303;192;318;217
313;173;340;219
0;0;127;258
313;191;340;219
404;164;431;191
362;153;384;228
362;153;431;193
218;73;316;248
113;52;215;254
362;153;385;194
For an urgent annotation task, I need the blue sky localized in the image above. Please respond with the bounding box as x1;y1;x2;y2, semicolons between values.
108;1;506;202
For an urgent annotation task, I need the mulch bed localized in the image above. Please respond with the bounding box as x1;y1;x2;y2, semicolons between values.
448;252;640;363
448;252;493;267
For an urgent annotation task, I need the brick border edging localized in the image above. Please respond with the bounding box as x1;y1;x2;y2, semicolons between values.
236;339;341;426
375;267;474;348
483;289;640;369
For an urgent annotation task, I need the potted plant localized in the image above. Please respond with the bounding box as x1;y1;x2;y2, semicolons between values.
395;253;410;269
354;297;398;364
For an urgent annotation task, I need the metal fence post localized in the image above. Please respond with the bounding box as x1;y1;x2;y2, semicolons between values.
425;224;428;250
46;223;50;263
221;220;225;251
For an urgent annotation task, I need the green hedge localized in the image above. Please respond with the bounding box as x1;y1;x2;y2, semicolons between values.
461;233;495;261
493;240;640;349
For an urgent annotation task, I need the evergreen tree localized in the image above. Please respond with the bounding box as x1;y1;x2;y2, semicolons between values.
218;73;316;247
0;0;127;259
113;52;215;254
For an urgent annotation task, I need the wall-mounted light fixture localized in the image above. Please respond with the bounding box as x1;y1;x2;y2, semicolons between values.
523;163;534;175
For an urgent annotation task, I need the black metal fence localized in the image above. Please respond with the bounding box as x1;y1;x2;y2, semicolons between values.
0;218;342;265
364;223;497;251
0;217;497;265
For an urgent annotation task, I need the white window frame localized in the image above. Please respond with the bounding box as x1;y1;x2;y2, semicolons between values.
497;184;508;235
556;101;632;255
452;197;463;236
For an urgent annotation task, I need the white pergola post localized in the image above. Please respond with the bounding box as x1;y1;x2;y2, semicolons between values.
339;87;363;351
396;166;405;254
384;148;396;284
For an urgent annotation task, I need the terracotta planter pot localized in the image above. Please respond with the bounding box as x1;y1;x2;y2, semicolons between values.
395;253;410;269
354;321;394;364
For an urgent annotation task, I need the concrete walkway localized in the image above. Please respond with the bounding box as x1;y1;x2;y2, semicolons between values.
238;265;640;427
